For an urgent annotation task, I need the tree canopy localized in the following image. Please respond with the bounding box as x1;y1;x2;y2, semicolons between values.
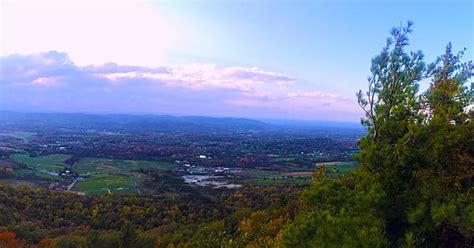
285;22;473;247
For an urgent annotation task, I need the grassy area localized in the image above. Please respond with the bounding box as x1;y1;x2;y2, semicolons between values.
72;158;175;195
242;169;280;185
73;158;116;174
12;169;58;180
271;157;295;162
10;153;71;172
32;171;58;180
248;175;311;186
74;174;134;195
12;169;33;177
243;169;312;186
315;161;358;177
247;161;358;185
244;170;281;178
283;171;314;176
74;157;176;174
292;176;312;186
114;160;176;172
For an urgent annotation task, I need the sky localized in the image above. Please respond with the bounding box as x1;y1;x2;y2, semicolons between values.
0;0;473;121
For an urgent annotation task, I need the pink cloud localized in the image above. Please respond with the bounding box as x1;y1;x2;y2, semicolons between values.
0;51;362;121
32;76;61;87
94;63;295;92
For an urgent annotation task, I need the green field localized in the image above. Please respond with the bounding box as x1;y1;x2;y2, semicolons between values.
242;169;311;186
74;174;134;195
12;168;59;180
73;157;176;174
73;158;118;174
244;169;281;178
248;174;311;186
71;158;175;195
246;161;358;185
32;171;58;180
10;153;71;172
315;161;358;177
271;157;295;162
114;159;176;172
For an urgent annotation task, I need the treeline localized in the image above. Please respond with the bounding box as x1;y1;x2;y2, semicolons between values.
0;182;300;247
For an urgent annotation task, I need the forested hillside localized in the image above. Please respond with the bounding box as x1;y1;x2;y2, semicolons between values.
0;183;300;247
0;23;472;247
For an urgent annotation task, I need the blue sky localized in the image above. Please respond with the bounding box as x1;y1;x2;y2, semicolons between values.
158;1;473;93
1;0;473;121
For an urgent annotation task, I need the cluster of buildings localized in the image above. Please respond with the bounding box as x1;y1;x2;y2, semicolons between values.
175;157;243;177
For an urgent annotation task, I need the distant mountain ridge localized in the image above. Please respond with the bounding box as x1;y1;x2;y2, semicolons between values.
0;111;365;134
0;111;270;133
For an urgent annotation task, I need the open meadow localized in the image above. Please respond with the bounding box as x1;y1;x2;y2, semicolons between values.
10;153;71;172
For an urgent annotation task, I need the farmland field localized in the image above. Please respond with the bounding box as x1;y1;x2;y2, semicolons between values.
247;174;312;186
243;169;312;186
73;157;176;174
246;161;358;185
73;158;118;174
10;153;71;172
114;159;176;172
315;161;358;177
32;171;58;180
72;158;175;195
12;168;59;180
74;174;135;195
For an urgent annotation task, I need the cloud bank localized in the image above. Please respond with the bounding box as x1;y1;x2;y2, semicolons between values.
0;51;361;121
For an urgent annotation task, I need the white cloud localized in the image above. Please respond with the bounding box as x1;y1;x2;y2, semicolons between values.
288;91;338;99
93;63;295;92
0;51;361;121
32;76;60;86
